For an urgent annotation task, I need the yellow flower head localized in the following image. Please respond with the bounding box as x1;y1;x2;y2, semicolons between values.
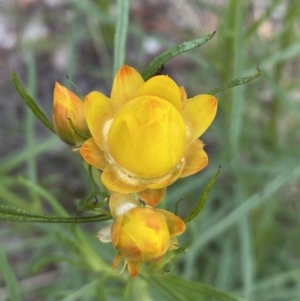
80;65;218;206
97;193;186;278
53;82;90;146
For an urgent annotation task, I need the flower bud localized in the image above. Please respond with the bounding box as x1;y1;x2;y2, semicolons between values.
97;193;186;277
53;82;90;146
111;207;171;263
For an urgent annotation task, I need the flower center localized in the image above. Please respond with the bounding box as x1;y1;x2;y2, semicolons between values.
107;96;187;178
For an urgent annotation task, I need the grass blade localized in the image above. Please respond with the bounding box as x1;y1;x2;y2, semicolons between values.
0;245;22;301
113;0;129;75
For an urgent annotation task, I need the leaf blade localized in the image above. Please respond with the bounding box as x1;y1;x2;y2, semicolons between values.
184;166;221;223
208;68;261;95
141;32;216;81
0;245;22;301
12;71;55;133
149;274;247;301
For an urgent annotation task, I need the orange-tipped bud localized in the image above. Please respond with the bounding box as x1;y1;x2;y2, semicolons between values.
111;207;171;263
98;193;186;277
53;82;90;146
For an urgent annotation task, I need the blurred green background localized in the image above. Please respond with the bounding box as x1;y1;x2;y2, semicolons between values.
0;0;300;300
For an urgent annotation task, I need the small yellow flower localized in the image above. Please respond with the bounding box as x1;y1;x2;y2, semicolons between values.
80;65;217;206
97;193;186;277
53;82;90;146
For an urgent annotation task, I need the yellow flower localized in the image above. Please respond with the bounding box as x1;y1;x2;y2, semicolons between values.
80;65;217;206
53;82;90;146
97;193;186;278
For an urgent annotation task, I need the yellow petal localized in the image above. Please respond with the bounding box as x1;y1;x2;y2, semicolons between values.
136;75;181;110
111;65;144;111
181;94;218;145
108;96;186;178
101;164;145;193
157;209;186;237
180;139;208;178
80;138;108;170
127;260;141;278
112;215;143;261
137;188;166;207
84;91;113;152
179;86;187;103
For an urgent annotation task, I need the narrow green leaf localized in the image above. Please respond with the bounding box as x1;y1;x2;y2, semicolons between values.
263;72;300;126
6;176;67;215
147;276;186;301
150;275;248;301
245;0;283;39
0;136;59;174
141;32;216;81
113;0;129;75
251;267;300;294
184;166;221;223
0;205;111;223
61;279;99;301
0;245;22;301
56;232;82;257
32;256;77;273
12;71;55;133
260;40;300;70
208;67;261;95
66;74;84;99
121;279;134;301
184;162;300;277
71;0;114;24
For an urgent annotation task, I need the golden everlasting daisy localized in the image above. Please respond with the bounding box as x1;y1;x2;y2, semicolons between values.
80;65;217;206
97;193;186;277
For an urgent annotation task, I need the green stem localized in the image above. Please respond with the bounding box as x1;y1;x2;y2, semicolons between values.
0;213;111;224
